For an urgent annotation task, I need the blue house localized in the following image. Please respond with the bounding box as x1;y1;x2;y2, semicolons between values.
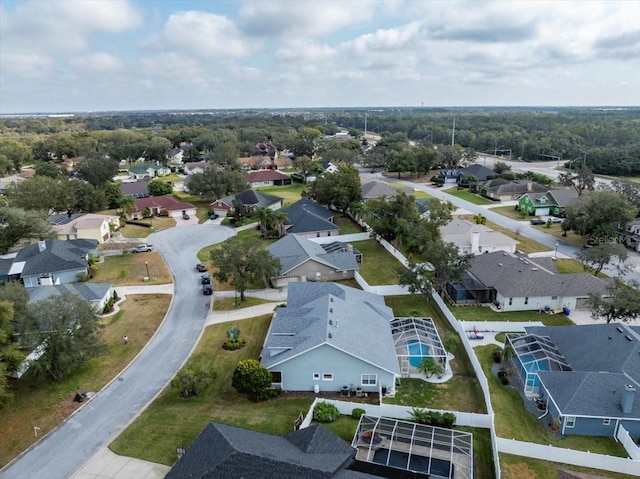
505;324;640;437
261;283;400;395
10;239;98;287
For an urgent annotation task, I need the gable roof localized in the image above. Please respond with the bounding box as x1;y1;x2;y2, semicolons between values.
467;251;609;298
439;168;462;178
243;170;291;182
281;199;338;234
267;235;359;275
361;180;412;200
520;189;578;208
262;283;400;376
439;219;517;249
27;283;111;304
129;162;168;174
460;164;495;181
14;239;97;277
49;213;118;236
182;161;211;173
214;189;283;210
118;179;150;197
480;179;547;196
166;422;368;479
134;195;195;212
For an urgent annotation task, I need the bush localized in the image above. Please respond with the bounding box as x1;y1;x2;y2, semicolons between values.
171;362;217;398
351;408;366;420
231;359;272;402
313;402;340;423
223;338;246;350
77;272;90;282
409;408;456;429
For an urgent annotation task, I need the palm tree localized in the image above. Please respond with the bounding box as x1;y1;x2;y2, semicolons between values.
271;211;289;238
118;196;136;217
418;357;443;378
473;214;487;225
253;207;274;234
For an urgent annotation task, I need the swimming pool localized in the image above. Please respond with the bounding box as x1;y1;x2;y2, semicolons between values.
406;339;430;368
372;448;454;478
520;354;550;373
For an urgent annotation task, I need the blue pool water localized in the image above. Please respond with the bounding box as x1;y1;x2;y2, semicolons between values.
406;340;430;368
520;354;550;373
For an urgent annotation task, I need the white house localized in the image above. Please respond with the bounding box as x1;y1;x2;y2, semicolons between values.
440;219;517;255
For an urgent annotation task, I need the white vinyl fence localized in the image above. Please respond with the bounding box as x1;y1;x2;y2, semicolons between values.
617;425;640;461
309;232;371;244
354;271;411;296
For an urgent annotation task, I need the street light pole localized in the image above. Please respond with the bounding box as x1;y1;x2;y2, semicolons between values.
555;243;559;259
145;261;150;280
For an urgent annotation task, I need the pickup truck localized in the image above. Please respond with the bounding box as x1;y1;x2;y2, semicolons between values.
129;244;153;253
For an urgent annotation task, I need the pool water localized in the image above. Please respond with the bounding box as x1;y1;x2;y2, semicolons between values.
406;340;430;368
372;448;454;478
519;354;550;388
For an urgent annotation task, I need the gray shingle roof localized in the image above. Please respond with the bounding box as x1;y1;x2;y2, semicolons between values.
14;239;97;277
217;189;283;209
262;283;400;377
27;283;111;305
480;179;547;196
439;219;517;250
282;199;338;234
166;422;369;479
520;189;578;208
361;180;412;200
525;324;640;419
267;235;359;275
467;251;609;297
460;164;495;181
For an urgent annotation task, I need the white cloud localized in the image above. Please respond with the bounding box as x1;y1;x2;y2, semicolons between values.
343;22;424;55
276;41;336;63
71;53;123;72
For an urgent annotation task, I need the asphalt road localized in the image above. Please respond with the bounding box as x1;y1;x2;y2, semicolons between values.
0;224;235;479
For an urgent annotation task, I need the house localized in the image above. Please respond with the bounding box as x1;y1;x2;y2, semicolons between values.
517;189;578;217
238;156;276;171
0;174;26;194
166;147;184;165
131;196;196;220
118;179;150;198
261;282;400;394
49;213;120;244
9;239;98;288
439;218;517;255
446;251;609;311
27;282;113;312
505;323;640;438
210;190;284;217
182;161;211;175
266;235;360;287
128;162;171;179
478;179;547;201
457;163;496;183
281;199;339;238
618;218;640;252
439;168;462;184
243;169;292;187
361;180;413;201
166;422;374;479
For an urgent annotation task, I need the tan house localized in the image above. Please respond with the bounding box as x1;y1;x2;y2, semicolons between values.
49;213;120;244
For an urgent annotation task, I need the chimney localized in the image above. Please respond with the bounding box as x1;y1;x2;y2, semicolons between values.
38;240;47;253
526;181;533;192
621;384;636;414
470;231;480;254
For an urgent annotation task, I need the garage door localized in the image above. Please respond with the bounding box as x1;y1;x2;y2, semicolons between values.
536;208;550;216
574;297;590;309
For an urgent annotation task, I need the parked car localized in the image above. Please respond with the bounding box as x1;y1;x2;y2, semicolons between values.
529;219;545;225
549;218;563;224
129;244;153;253
209;214;219;220
201;273;211;285
196;263;207;272
182;213;190;220
582;244;594;250
203;284;213;295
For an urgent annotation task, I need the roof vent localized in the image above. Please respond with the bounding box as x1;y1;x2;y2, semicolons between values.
503;253;507;256
330;297;333;302
329;319;333;326
329;308;333;313
625;335;633;342
531;267;538;271
617;327;624;333
498;263;503;267
328;333;332;339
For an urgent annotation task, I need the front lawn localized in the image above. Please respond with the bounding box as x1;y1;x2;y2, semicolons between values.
90;252;172;286
352;240;405;285
212;297;278;311
110;315;314;465
490;205;528;221
484;221;550;254
476;345;629;457
444;188;495;205
451;305;574;326
0;294;170;467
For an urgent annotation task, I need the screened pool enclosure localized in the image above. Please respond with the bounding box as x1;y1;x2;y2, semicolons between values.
390;317;448;378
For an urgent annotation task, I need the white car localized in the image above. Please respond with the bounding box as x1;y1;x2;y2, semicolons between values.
129;244;153;253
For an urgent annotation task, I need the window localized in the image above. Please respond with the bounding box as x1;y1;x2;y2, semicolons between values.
362;374;377;386
565;416;576;428
508;298;513;306
524;297;529;305
322;373;333;381
271;371;282;383
263;181;270;185
313;373;320;380
551;296;558;300
603;418;611;426
329;270;335;275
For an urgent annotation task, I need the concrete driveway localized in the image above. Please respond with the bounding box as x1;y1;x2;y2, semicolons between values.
0;224;236;479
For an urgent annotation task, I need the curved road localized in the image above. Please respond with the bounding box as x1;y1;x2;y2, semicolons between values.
1;224;235;479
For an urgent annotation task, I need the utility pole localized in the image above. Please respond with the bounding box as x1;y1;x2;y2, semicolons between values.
451;115;456;147
364;113;367;139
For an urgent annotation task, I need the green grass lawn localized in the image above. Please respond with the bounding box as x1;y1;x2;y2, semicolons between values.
110;315;314;465
451;305;574;326
500;453;637;479
483;221;550;254
531;223;588;247
212;297;278;311
459;427;496;479
554;258;586;274
351;240;405;285
444;188;494;205
476;345;629;457
490;205;528;221
255;184;305;206
333;214;365;234
89;252;173;286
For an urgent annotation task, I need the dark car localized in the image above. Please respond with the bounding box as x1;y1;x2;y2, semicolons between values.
209;214;219;220
182;213;190;220
196;263;207;272
203;284;213;295
529;219;545;225
201;273;211;285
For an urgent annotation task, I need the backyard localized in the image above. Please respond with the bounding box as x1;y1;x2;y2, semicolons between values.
89;251;173;286
352;239;405;285
0;294;170;467
255;184;305;207
500;453;637;479
451;305;574;326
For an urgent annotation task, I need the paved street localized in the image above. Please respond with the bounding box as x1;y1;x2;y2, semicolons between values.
0;224;236;479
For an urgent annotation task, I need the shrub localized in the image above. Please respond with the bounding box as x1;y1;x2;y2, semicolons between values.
77;272;90;282
223;338;246;350
313;402;340;423
171;362;217;398
409;408;456;429
351;408;366;420
231;359;272;402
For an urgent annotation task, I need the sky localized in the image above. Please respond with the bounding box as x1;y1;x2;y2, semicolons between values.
1;0;639;113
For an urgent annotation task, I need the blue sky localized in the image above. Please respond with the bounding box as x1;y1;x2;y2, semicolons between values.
1;0;639;113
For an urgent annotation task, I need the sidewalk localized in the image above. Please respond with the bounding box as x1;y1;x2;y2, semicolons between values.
114;284;174;295
71;447;169;479
206;288;288;326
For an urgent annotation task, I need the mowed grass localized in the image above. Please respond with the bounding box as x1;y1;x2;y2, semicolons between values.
90;251;172;286
490;205;528;221
352;240;405;285
500;453;637;479
554;258;586;274
109;315;314;465
451;305;574;326
444;188;495;205
476;345;629;457
212;297;278;311
255;184;305;206
484;221;550;254
384;295;487;414
333;214;365;234
0;294;170;467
